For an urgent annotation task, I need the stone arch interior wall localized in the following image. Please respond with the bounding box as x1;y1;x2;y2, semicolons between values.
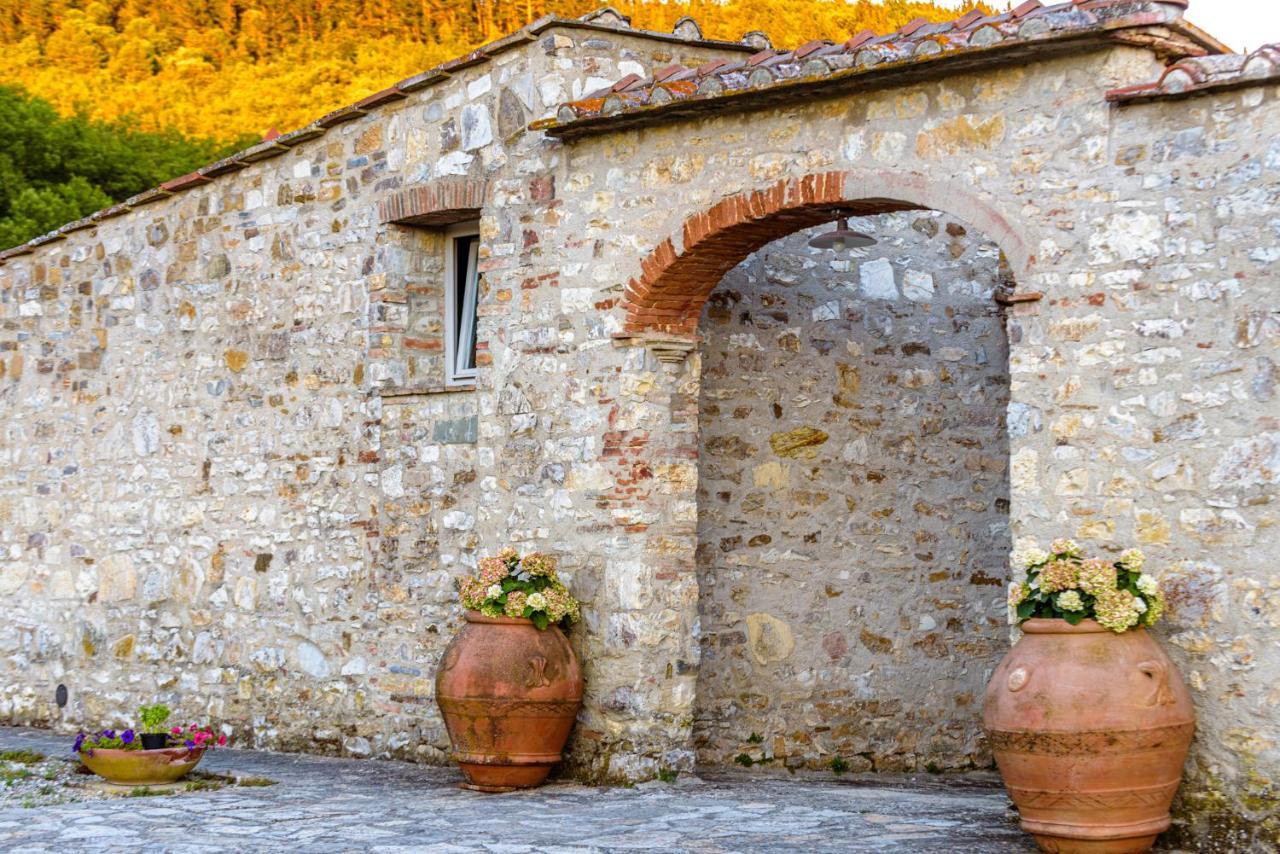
692;211;1011;772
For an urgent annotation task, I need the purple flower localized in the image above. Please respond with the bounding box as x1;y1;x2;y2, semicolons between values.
102;729;115;739
184;739;195;748
121;729;135;744
73;732;85;753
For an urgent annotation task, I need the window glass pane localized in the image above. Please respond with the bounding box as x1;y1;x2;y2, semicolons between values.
453;234;479;377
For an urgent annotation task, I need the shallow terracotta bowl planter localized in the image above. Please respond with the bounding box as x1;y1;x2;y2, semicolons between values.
435;611;584;792
983;618;1195;854
79;746;207;786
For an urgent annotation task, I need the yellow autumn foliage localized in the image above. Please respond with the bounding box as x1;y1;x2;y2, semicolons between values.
0;1;991;143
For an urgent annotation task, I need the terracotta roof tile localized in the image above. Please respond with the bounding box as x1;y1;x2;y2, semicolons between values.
1011;1;1045;19
654;64;688;82
537;0;1220;138
896;17;930;37
1107;43;1280;102
794;39;834;59
355;86;408;109
159;172;211;192
845;30;876;50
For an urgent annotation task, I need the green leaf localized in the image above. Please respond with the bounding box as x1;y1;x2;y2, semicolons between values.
1016;600;1036;620
532;612;549;631
1062;610;1085;625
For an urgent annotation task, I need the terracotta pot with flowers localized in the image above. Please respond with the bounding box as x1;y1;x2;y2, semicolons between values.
75;707;228;786
984;541;1194;854
435;547;583;792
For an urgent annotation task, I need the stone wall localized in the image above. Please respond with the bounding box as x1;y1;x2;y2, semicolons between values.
526;45;1278;843
0;19;1277;847
0;22;745;763
693;215;1009;772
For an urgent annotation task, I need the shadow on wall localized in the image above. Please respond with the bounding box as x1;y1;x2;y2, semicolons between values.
691;211;1012;774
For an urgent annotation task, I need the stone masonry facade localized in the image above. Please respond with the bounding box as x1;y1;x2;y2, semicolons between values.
1;3;1278;848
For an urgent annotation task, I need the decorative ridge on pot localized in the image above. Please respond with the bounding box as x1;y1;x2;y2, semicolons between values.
1019;617;1110;634
985;540;1195;854
436;546;584;793
465;612;538;626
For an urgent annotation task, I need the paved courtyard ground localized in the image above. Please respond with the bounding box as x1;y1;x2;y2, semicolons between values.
0;727;1039;852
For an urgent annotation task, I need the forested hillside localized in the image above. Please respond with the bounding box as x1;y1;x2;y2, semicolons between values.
0;86;246;248
0;1;979;143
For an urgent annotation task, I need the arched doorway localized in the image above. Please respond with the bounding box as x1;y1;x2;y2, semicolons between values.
620;172;1025;776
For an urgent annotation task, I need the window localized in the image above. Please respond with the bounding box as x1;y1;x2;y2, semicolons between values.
444;221;480;386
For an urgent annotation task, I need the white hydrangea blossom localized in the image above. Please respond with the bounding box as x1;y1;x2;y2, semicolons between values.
1136;573;1159;596
1056;590;1084;612
1120;548;1145;571
527;592;547;610
1013;545;1050;570
1133;597;1148;614
486;584;503;599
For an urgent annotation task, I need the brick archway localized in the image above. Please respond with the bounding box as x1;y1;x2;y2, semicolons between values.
623;170;1031;334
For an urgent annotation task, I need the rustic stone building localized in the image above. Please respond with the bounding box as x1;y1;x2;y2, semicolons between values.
1;1;1277;846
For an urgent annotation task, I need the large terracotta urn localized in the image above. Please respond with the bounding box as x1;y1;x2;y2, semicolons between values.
435;611;584;792
983;619;1195;853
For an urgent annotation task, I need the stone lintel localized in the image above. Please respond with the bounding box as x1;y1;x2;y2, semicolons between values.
612;332;699;363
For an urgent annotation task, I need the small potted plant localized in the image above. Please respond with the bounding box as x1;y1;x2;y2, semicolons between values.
984;542;1195;853
75;716;227;786
138;704;171;750
435;547;584;792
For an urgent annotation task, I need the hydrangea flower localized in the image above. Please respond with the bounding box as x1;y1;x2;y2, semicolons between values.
1056;590;1084;612
1049;538;1082;557
1077;559;1118;597
478;557;509;586
1136;573;1159;596
521;553;558;578
1119;548;1145;571
1013;546;1049;570
504;591;528;618
455;546;580;628
1143;592;1165;626
1008;582;1028;608
1094;589;1141;632
1038;560;1079;594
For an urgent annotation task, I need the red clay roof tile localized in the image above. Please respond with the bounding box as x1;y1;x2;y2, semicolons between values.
539;0;1230;138
1012;1;1045;19
897;17;930;37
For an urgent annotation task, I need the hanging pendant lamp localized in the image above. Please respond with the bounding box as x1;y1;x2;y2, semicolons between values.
808;216;876;251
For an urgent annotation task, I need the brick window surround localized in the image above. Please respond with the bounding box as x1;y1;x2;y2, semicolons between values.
379;178;488;226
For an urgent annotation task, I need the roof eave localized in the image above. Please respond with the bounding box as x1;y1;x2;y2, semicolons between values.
536;20;1218;141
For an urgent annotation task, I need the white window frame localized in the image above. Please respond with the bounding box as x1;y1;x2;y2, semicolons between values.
444;221;480;387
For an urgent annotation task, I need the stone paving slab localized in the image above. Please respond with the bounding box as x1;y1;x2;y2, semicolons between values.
0;728;1035;853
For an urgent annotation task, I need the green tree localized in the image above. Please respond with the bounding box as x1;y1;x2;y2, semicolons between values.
0;84;247;249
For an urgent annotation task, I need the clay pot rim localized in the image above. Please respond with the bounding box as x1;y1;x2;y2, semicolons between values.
464;610;535;626
1021;617;1143;635
79;746;206;757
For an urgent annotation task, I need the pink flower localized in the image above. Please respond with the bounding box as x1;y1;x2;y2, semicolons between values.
217;734;227;747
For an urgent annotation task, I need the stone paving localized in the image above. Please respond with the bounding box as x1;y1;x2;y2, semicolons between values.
0;728;1036;853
